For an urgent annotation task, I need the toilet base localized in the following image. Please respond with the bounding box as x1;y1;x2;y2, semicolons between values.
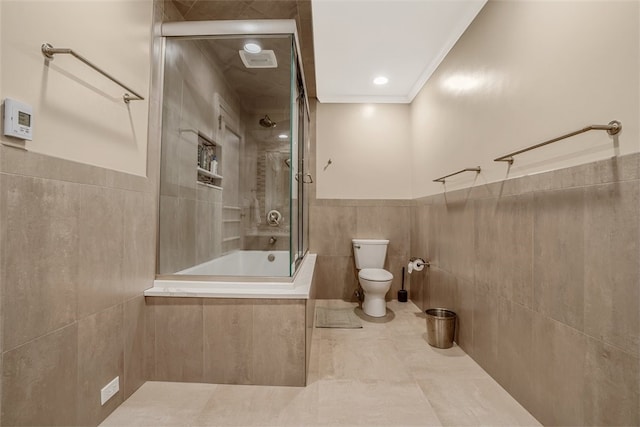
362;295;387;317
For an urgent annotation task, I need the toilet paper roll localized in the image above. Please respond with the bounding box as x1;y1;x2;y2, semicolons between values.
407;259;425;274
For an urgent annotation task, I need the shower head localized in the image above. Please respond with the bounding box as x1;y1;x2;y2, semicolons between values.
259;115;276;128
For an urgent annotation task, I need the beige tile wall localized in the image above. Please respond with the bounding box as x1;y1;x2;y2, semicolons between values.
309;200;413;301
410;153;640;426
0;148;156;426
147;297;310;387
0;151;2;423
305;275;317;379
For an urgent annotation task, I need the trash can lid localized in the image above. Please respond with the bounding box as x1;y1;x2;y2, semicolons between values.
425;308;456;318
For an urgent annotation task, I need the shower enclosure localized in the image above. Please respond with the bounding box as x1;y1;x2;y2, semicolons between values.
157;20;311;279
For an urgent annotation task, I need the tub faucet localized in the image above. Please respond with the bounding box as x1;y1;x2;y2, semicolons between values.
269;236;277;245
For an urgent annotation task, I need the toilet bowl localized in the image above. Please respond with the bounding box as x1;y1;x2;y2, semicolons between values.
359;268;393;317
352;239;394;317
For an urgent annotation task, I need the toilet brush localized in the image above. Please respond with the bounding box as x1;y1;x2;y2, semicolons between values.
398;266;408;302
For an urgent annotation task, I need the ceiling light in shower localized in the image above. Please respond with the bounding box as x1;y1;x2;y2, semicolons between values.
373;76;389;85
278;133;288;139
243;42;262;54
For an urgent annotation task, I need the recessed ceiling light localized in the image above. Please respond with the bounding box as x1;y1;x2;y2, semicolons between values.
243;42;262;54
373;76;389;85
278;133;288;139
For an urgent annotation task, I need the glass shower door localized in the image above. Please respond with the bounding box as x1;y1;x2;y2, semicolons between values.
289;45;299;274
290;47;310;274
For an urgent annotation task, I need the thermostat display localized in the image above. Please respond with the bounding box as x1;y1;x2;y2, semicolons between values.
3;98;33;141
18;111;31;127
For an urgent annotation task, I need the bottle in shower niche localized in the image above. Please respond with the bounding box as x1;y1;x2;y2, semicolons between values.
211;155;218;175
202;149;209;171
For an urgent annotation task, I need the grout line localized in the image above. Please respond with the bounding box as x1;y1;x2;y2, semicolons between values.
2;320;78;355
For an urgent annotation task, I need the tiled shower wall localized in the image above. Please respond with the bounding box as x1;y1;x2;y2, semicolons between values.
246;138;292;251
0;148;156;426
409;153;640;426
158;36;243;274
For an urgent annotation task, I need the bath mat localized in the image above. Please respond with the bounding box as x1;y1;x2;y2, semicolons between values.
315;307;362;328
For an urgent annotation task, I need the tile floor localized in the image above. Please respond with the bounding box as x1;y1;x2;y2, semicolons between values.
101;300;540;426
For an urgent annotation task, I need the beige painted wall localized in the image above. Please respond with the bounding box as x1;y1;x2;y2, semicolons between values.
0;1;3;100
0;1;153;176
315;1;639;200
411;0;640;197
315;103;412;199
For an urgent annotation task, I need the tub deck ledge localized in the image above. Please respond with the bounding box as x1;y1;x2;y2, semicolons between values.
144;253;316;300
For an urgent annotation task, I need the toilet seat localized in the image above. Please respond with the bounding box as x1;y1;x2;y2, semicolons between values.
359;268;393;282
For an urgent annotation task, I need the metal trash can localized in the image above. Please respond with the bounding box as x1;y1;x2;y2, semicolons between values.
425;308;456;349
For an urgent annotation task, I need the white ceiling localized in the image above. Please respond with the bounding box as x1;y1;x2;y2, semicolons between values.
311;0;487;103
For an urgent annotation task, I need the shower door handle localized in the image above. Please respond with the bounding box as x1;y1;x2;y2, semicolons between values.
295;173;314;184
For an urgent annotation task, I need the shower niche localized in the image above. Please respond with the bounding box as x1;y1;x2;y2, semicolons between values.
196;133;222;189
157;21;311;279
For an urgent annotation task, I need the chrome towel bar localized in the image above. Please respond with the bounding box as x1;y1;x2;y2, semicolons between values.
433;167;481;184
41;43;145;103
494;120;621;165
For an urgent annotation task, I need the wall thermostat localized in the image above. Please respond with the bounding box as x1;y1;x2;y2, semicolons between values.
3;98;33;140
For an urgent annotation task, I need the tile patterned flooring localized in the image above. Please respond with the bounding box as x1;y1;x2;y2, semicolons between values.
101;300;540;426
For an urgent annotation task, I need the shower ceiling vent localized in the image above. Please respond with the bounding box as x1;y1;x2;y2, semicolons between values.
239;50;278;68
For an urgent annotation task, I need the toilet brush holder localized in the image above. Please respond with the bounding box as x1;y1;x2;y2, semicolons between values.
398;266;408;302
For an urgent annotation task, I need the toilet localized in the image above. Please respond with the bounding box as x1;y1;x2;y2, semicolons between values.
352;239;394;317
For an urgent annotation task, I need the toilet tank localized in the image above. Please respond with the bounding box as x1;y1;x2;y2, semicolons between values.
352;239;389;269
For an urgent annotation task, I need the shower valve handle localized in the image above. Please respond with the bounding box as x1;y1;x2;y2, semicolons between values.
267;210;282;226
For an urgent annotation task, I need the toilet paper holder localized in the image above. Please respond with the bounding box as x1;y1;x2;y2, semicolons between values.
409;257;429;267
408;257;430;274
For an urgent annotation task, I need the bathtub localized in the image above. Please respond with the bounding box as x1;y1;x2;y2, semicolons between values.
145;252;316;299
176;250;291;277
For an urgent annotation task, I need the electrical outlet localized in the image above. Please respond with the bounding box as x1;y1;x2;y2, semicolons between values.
100;376;119;405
